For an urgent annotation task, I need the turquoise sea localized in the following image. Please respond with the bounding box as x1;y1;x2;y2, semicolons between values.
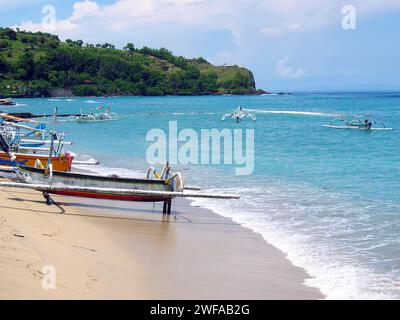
7;93;400;299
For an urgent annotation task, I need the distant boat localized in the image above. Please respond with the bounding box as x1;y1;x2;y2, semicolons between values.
324;116;394;131
221;106;256;123
76;107;120;123
0;98;16;106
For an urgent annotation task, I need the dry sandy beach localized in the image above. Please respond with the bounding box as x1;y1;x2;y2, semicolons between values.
0;179;323;300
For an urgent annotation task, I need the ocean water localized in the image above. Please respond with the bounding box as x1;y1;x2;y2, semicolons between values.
7;93;400;299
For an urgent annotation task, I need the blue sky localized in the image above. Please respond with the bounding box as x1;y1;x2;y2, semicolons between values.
1;0;400;91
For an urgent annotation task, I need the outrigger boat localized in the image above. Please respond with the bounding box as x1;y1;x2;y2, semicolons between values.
0;98;16;106
0;138;239;215
1;165;239;215
76;107;120;123
0;131;74;172
222;106;256;123
324;116;394;131
0;113;74;172
0;152;74;171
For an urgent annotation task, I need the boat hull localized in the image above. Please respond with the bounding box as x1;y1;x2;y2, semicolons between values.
323;125;394;131
0;152;74;172
45;190;170;202
17;165;174;202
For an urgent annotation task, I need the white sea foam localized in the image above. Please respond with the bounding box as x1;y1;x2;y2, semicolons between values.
190;183;400;300
70;152;400;300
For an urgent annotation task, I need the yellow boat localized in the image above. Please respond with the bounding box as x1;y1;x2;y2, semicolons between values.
0;151;74;172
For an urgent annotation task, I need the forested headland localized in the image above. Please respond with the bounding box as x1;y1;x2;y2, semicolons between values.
0;28;265;97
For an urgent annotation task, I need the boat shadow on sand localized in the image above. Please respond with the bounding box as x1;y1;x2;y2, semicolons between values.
3;195;236;226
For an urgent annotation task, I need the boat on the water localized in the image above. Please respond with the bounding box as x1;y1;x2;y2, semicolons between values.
76;107;119;123
324;116;394;131
221;106;256;123
0;98;16;106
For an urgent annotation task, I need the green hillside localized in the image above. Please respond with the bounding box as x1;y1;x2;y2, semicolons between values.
0;28;263;97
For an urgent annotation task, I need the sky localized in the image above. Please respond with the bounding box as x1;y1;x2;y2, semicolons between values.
1;0;400;91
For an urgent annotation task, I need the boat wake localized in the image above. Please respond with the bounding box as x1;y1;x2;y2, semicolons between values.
245;109;339;117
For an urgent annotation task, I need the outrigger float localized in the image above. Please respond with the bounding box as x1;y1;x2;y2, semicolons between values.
221;107;256;123
324;116;394;131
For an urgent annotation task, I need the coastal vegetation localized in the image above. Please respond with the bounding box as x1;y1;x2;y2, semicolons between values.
0;28;262;97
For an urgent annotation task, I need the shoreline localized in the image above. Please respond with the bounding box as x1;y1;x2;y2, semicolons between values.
0;179;323;299
1;91;268;100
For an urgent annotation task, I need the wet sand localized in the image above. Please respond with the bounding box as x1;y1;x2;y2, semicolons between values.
0;181;323;299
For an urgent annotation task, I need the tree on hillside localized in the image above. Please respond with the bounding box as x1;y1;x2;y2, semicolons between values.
18;51;35;80
0;28;17;40
0;40;9;51
0;55;9;74
123;43;135;52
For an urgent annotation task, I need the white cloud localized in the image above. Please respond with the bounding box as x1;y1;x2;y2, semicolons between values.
276;55;306;79
14;0;400;44
71;0;100;19
260;26;283;37
259;0;400;38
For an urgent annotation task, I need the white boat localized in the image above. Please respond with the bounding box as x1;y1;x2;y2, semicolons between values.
221;106;256;122
324;116;394;131
76;107;120;123
323;124;394;131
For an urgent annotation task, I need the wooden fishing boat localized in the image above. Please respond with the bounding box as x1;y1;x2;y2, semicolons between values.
0;152;74;172
1;112;74;172
18;165;175;202
8;164;239;214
